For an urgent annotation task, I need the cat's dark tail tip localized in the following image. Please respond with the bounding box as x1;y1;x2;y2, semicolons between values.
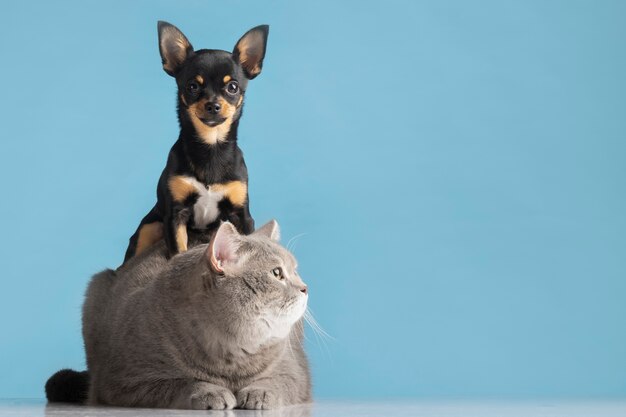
45;369;89;403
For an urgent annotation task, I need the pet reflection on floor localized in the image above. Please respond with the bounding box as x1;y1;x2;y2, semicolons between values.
44;401;313;417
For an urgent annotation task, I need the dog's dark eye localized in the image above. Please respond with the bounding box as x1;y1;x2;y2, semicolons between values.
226;80;239;95
186;81;200;94
272;267;284;280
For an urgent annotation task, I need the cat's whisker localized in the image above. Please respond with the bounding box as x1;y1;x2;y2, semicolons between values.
303;308;333;358
304;309;334;341
286;232;308;252
304;313;327;355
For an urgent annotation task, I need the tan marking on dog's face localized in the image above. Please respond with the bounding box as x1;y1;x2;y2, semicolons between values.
187;97;237;145
223;75;231;83
135;222;164;256
195;75;204;84
175;224;188;252
168;175;198;202
217;97;237;117
180;94;188;106
211;180;247;207
237;95;243;107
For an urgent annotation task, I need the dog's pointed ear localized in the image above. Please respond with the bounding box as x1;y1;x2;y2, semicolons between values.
158;21;193;76
253;219;280;242
232;25;269;80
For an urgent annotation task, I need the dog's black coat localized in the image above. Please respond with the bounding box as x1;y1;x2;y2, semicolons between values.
123;22;268;262
45;369;89;403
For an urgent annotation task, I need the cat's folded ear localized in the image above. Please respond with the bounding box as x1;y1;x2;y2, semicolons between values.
232;25;269;80
158;21;194;76
208;222;241;274
253;219;280;242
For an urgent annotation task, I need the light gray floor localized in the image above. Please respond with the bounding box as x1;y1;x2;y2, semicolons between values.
2;399;626;417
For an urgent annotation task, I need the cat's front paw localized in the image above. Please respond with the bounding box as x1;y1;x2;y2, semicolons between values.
236;387;282;410
189;383;236;410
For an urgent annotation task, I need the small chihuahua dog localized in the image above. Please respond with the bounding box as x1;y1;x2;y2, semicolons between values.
123;21;269;263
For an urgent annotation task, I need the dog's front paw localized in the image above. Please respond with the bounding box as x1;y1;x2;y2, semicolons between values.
236;387;282;409
189;383;236;410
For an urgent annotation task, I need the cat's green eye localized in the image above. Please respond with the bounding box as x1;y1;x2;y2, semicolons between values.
272;267;284;280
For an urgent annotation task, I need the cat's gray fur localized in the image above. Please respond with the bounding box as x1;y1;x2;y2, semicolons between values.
82;220;311;409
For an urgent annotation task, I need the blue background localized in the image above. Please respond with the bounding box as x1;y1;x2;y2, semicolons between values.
1;0;625;400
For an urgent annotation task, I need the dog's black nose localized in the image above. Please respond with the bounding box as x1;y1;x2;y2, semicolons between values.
205;101;221;114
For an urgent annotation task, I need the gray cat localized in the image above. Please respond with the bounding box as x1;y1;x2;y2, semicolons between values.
48;220;311;410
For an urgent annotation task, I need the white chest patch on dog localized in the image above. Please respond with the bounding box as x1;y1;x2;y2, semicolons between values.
180;177;226;229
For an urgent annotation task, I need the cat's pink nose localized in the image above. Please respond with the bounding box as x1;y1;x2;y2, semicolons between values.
300;285;308;295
